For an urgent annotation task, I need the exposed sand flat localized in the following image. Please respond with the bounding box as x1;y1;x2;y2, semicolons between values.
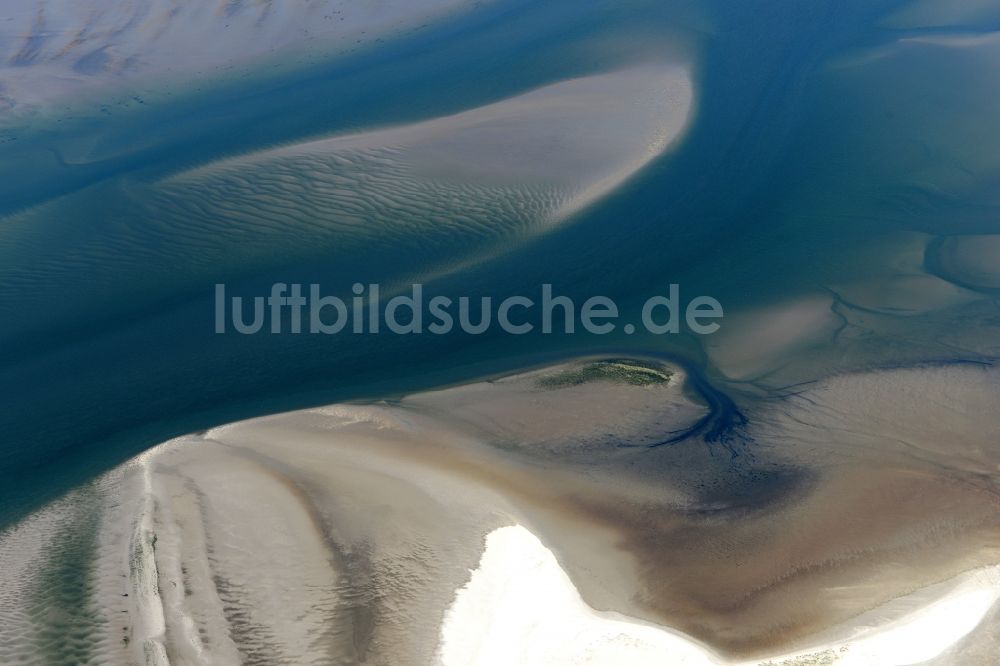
400;359;706;466
438;524;1000;666
172;63;694;222
6;412;521;664
1;357;999;663
438;524;724;666
777;565;1000;665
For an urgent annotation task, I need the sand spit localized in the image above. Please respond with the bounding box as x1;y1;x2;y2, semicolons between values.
128;462;168;665
1;357;999;663
176;63;694;220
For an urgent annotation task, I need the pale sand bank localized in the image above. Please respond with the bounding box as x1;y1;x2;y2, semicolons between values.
2;63;693;333
167;61;694;226
439;524;1000;666
2;357;999;664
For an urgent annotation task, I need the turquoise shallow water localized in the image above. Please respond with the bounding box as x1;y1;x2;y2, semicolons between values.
1;0;999;528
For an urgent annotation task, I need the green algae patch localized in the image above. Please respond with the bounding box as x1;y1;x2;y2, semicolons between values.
536;360;672;389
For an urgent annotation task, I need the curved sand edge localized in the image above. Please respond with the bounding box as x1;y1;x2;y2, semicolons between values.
439;524;1000;666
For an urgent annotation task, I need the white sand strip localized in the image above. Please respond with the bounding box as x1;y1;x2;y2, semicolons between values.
436;525;724;666
127;460;169;665
438;525;1000;666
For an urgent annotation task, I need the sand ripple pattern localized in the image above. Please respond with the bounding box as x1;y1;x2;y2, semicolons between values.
0;64;692;343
